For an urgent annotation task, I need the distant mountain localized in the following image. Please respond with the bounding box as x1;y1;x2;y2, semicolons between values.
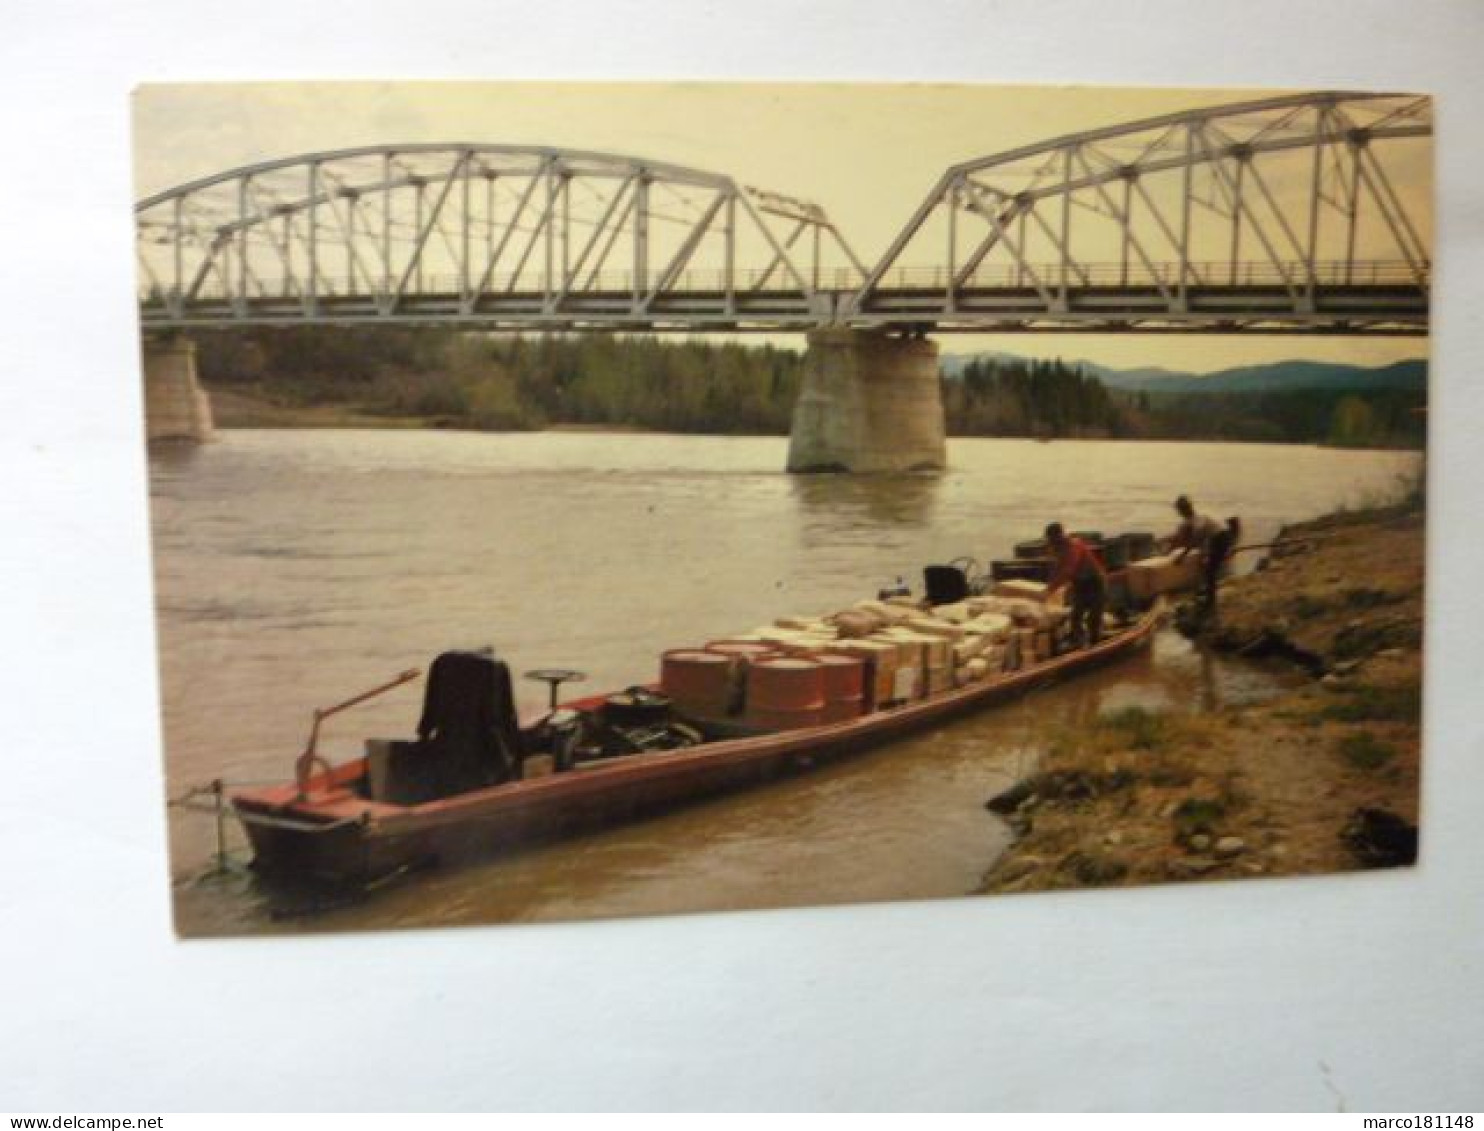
941;351;1428;396
1070;360;1194;387
938;351;1020;378
1099;358;1428;395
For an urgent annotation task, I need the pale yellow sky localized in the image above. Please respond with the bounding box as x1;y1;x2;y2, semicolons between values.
133;82;1432;374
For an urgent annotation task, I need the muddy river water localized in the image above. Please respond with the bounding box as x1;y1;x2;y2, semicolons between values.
151;431;1418;933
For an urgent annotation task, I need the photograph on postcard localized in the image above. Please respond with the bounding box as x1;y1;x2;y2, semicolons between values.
135;83;1431;936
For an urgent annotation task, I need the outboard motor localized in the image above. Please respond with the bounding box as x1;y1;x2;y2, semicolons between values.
596;688;702;756
602;686;673;728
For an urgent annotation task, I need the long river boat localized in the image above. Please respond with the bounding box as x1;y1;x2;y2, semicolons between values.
230;591;1164;887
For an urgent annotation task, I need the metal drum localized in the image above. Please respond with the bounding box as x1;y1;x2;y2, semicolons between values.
659;649;734;719
704;640;780;714
705;640;779;663
745;657;826;731
813;653;865;723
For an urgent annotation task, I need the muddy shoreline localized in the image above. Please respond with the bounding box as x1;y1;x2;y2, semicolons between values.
979;500;1425;895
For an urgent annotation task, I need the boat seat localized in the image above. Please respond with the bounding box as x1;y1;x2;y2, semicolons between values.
365;651;525;804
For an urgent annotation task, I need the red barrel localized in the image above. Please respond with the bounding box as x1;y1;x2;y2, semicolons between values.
745;657;826;730
813;653;865;722
660;649;733;719
705;641;781;715
705;641;779;663
814;653;864;699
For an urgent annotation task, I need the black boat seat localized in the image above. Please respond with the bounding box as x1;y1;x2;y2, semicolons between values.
366;651;525;804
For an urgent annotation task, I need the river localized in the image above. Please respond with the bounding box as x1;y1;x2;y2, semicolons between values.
152;430;1419;934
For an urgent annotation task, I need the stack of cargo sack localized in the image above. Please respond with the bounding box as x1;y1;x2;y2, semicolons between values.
658;585;1071;734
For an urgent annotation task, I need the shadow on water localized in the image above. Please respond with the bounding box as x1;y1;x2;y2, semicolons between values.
788;470;944;527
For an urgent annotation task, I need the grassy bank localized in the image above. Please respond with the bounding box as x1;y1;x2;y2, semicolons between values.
980;499;1425;895
205;385;441;429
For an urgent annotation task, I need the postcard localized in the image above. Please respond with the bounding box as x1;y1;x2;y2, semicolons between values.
135;82;1431;937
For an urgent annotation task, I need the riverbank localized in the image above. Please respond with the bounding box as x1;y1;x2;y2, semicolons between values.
204;384;750;435
205;385;436;429
980;499;1425;894
200;375;1424;450
203;386;1422;453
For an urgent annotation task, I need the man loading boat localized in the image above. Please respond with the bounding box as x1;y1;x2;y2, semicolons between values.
1167;495;1241;619
1044;523;1107;648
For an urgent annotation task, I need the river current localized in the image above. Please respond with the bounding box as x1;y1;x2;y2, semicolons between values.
151;431;1418;934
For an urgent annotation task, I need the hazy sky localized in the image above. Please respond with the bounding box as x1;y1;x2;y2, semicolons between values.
133;82;1432;374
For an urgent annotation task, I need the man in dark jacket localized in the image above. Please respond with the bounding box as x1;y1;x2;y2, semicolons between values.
1169;495;1241;618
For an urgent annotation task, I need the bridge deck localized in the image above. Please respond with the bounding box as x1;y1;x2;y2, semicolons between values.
139;283;1427;334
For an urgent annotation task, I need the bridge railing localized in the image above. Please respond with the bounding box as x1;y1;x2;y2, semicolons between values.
138;266;871;305
866;259;1429;293
140;258;1427;306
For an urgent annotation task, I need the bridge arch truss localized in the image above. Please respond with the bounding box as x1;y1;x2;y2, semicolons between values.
136;144;866;330
847;91;1432;335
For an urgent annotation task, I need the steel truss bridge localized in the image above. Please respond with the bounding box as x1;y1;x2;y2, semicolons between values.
136;91;1431;337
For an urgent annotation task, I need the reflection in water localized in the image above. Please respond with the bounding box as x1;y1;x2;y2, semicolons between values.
789;470;944;527
148;438;209;476
153;430;1418;934
1193;645;1222;713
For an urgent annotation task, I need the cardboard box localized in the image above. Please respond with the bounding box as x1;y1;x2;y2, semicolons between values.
1126;552;1203;599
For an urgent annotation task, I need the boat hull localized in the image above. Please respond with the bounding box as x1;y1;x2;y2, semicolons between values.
233;608;1160;885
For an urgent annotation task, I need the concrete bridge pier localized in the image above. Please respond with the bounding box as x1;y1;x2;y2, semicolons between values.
787;327;945;473
142;336;213;443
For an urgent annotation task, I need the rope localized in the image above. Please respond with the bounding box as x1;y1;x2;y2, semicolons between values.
168;776;291;808
1230;532;1340;555
166;778;245;876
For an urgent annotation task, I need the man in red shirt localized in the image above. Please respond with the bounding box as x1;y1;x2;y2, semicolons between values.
1045;522;1107;648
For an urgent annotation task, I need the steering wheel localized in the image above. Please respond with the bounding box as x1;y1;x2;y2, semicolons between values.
524;668;587;711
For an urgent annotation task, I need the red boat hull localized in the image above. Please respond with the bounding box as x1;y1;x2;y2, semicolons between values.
233;608;1161;884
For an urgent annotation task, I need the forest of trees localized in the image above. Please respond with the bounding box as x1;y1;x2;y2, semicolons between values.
944;356;1132;438
191;327;1426;449
194;326;804;434
1131;386;1425;447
